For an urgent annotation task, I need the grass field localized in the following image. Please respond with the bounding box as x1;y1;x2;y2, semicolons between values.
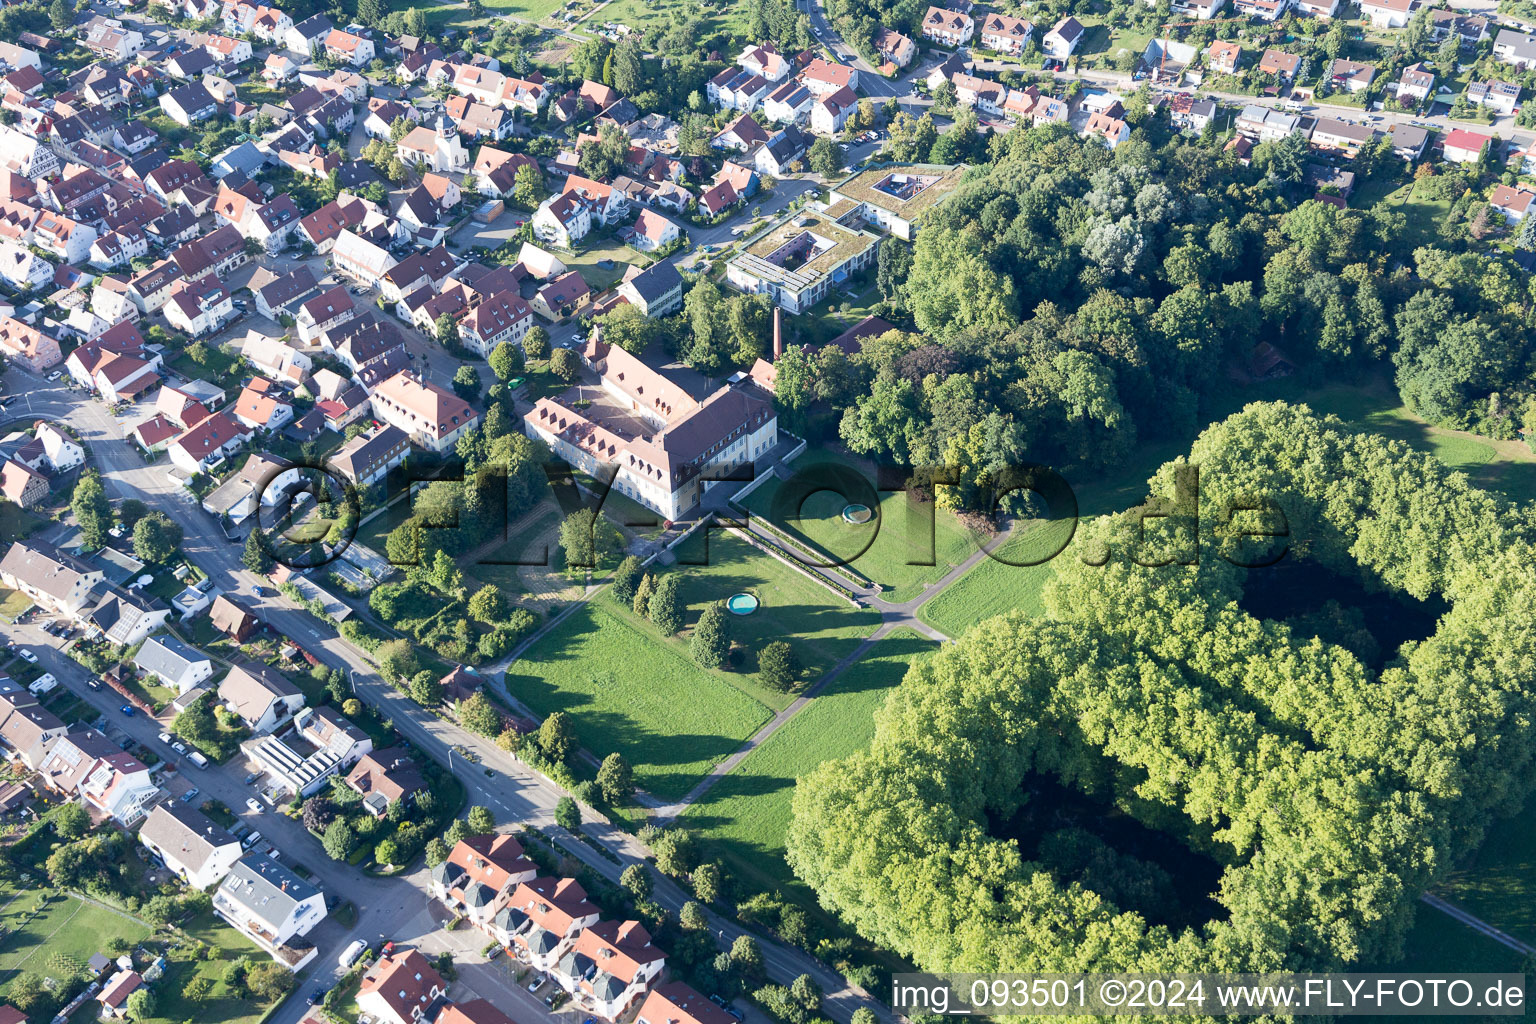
1247;375;1536;504
0;891;151;987
1434;796;1536;948
355;493;414;557
503;601;774;800
0;504;45;547
1375;908;1526;1024
0;588;32;622
564;237;655;292
669;529;882;689
144;912;272;1024
682;628;936;892
741;451;981;603
917;435;1192;637
593;0;750;40
1370;181;1454;256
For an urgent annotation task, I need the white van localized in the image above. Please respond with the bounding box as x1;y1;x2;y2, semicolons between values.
339;940;368;970
158;731;173;745
187;751;209;769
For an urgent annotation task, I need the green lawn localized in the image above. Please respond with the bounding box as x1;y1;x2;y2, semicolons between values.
462;505;561;596
921;370;1536;638
1370;181;1453;256
356;493;414;557
0;891;151;986
669;529;882;692
1245;375;1536;504
145;912;275;1024
681;628;936;893
482;0;565;21
0;504;46;546
1373;908;1526;1024
595;0;750;39
741;451;981;603
0;587;32;622
503;601;774;800
1434;796;1536;949
563;236;654;292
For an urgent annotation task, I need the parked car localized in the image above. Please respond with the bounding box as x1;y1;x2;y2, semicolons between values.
527;977;545;994
181;788;200;804
16;649;37;664
339;940;368;970
119;705;136;717
172;742;188;754
158;731;174;745
241;830;262;849
307;990;325;1006
245;798;263;814
244;772;261;785
86;679;101;691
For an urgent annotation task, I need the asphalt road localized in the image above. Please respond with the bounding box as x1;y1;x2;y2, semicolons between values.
4;368;886;1024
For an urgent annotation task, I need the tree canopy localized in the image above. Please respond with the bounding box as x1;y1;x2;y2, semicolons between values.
788;404;1536;977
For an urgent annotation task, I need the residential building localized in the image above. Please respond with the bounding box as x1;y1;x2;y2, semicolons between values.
459;291;534;357
1042;17;1085;57
0;681;66;769
826;165;965;242
160;81;221;126
763;80;814;123
801;58;857;97
810;86;858;135
37;729;158;825
1443;127;1493;163
1208;39;1242;74
1360;0;1415;28
636;984;737;1024
87;588;171;647
329;425;410;486
134;635;214;694
333;229;398;284
625;209;681;253
0;317;62;372
164;278;234;338
213;855;326;968
553;920;666;1019
920;6;974;46
1489;184;1536;222
980;14;1033;54
324;28;376;66
872;28;916;70
429;833;539;934
1329;59;1377;93
1467;79;1520;116
139;802;242;890
169;412;249;476
219;662;305;735
370;372;479;452
345;748;426;815
0;542;103;616
357;950;446;1024
0;461;46;509
1398;63;1435;104
1258;49;1301;82
507;877;601;967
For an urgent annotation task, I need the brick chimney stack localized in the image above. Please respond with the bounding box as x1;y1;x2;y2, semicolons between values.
772;307;782;361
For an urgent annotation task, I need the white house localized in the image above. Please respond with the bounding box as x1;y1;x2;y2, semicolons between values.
37;729;158;826
218;662;305;735
169;412;250;477
139;802;243;890
552;920;666;1020
134;635;214;694
35;423;84;472
1042;16;1085;57
213;855;326;968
